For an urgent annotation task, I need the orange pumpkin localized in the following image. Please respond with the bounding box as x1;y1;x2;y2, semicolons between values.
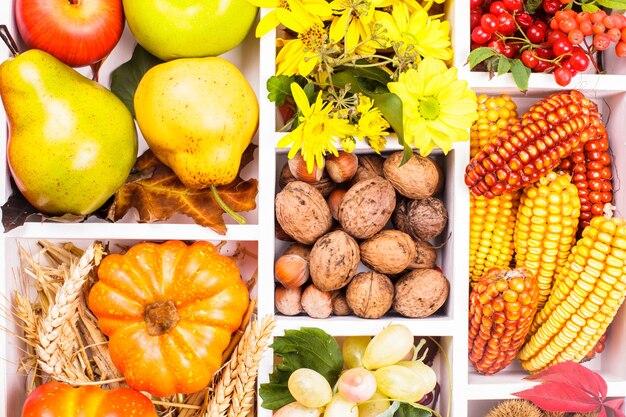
88;240;249;396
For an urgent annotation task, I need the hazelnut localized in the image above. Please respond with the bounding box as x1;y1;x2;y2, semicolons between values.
275;254;309;289
327;188;347;221
279;162;335;197
288;154;324;183
326;152;358;183
275;286;303;316
331;290;352;316
301;284;333;318
346;271;394;319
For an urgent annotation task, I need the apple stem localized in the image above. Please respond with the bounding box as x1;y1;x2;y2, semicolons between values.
0;25;19;57
210;184;246;225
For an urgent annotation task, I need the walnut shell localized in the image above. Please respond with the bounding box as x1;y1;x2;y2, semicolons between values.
301;284;333;318
360;230;417;275
393;269;449;318
279;162;335;197
309;230;360;291
352;154;385;184
331;290;352;316
275;181;333;244
412;239;437;269
282;243;311;261
275;286;303;316
338;177;396;239
383;151;443;199
346;271;394;319
393;197;448;241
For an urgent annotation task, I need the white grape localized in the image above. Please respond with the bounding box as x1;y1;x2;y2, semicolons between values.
273;402;321;417
362;324;414;370
342;336;371;369
288;368;333;408
323;393;358;417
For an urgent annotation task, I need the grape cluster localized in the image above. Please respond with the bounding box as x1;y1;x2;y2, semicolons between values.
278;325;439;417
470;0;626;86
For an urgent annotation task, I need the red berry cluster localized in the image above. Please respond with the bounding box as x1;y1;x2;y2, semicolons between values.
470;0;626;86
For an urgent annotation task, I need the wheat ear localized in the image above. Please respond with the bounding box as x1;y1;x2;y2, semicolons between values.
35;244;98;380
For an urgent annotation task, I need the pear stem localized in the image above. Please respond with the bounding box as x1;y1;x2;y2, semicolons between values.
210;184;246;225
0;25;19;57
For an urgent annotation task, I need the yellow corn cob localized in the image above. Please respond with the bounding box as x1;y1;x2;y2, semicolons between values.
514;172;580;310
470;192;521;286
518;216;626;373
470;94;519;158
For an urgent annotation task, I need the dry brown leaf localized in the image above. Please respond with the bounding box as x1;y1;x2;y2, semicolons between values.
107;146;258;234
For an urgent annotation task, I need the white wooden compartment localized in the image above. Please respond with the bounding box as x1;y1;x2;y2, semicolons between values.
1;0;626;416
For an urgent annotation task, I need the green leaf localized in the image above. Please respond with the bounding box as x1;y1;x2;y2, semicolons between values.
510;59;531;92
524;0;543;13
468;47;497;69
110;44;163;118
497;57;512;76
597;0;626;9
582;2;600;11
266;75;295;106
302;82;317;104
259;328;343;410
394;403;432;417
373;401;401;417
336;65;392;87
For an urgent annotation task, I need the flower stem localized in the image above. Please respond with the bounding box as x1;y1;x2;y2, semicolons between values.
210;185;246;224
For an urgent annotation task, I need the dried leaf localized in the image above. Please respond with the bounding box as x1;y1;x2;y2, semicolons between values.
524;361;607;399
108;147;258;234
514;381;601;413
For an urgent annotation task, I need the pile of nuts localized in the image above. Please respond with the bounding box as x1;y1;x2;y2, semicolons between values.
274;150;451;319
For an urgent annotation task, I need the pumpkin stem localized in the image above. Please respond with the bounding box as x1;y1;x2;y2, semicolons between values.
145;300;180;336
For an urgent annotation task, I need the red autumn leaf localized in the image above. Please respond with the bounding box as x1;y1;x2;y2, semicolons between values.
605;398;626;417
513;380;601;412
524;361;607;399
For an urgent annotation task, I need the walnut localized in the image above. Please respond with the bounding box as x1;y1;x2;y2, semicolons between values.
338;177;396;239
393;269;449;318
360;230;417;274
275;181;333;244
346;271;394;319
301;284;333;318
331;290;352;316
393;197;448;241
352;154;385;184
309;230;360;291
383;151;443;199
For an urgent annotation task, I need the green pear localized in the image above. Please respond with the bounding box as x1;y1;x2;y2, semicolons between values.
0;49;137;216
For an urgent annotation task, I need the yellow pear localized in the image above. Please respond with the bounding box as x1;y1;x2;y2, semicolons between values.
134;57;258;188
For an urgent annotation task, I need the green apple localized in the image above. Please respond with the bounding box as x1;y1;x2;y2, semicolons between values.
122;0;259;61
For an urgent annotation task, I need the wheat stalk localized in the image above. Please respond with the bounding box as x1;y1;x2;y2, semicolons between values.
35;243;99;381
206;315;275;417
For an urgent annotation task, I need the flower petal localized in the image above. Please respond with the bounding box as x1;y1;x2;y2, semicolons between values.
255;11;280;37
290;83;312;115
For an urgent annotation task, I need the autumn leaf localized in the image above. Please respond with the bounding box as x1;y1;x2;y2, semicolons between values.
107;146;258;234
513;361;624;417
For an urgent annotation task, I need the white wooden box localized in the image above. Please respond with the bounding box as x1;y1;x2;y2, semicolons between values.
1;1;626;417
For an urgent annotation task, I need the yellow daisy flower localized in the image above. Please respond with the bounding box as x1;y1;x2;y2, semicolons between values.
278;83;358;172
356;94;390;148
275;1;329;76
388;57;478;156
377;3;452;62
249;0;333;37
328;0;380;55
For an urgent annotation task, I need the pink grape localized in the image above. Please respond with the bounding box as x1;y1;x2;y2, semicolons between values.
338;368;377;403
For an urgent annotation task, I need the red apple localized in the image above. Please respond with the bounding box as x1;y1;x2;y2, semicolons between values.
15;0;124;67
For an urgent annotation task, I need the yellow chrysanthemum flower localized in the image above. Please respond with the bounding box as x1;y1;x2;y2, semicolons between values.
249;0;333;37
356;95;390;147
388;57;478;156
342;137;357;152
278;83;358;172
328;0;380;55
377;3;452;62
275;1;329;76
